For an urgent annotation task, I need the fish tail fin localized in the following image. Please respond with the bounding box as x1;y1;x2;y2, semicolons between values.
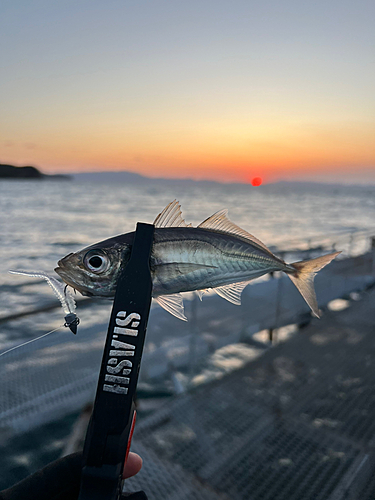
286;251;341;318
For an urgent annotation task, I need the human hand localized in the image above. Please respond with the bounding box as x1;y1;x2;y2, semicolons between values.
123;452;143;479
0;451;145;500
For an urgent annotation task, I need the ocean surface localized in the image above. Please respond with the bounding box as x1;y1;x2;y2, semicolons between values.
1;178;375;321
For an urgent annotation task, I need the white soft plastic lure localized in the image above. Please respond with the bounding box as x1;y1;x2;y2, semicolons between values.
8;270;79;334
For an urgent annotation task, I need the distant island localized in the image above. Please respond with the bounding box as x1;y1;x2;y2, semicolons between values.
71;171;375;191
0;164;70;180
72;170;226;187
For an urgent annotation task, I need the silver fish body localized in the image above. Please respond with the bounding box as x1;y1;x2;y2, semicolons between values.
56;227;289;296
151;227;293;294
55;201;339;320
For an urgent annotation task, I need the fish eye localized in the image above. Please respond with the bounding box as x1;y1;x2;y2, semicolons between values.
83;250;109;273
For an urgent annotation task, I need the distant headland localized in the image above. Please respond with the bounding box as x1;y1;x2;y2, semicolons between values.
0;164;70;180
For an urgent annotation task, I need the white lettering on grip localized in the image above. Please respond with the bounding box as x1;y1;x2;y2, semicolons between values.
113;327;138;336
116;312;141;328
107;359;132;375
103;312;142;394
111;339;135;350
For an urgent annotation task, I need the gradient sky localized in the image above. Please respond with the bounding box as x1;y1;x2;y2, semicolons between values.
1;0;374;183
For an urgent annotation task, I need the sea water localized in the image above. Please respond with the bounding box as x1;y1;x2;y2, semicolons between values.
1;178;375;320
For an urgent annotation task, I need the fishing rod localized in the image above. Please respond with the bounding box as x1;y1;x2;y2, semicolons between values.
78;222;154;500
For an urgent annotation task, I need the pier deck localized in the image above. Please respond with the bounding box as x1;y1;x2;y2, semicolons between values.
126;284;375;499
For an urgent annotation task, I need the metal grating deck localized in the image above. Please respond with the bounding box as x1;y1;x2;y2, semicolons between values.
125;286;375;499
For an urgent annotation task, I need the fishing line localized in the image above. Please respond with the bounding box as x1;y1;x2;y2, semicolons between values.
0;325;64;358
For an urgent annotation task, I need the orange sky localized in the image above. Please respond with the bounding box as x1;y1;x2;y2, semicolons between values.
1;0;374;184
3;118;373;183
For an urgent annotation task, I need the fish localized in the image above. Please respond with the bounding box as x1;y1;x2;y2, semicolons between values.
54;200;340;321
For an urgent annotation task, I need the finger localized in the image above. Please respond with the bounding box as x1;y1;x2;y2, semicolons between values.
123;452;143;479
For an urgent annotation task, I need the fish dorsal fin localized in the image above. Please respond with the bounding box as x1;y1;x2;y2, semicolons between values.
154;293;188;321
198;209;272;255
213;280;251;305
153;200;192;228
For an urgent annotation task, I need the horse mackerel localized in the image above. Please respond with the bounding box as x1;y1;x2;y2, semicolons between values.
54;201;340;321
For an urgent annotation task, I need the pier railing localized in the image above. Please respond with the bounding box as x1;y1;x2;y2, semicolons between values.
276;227;375;258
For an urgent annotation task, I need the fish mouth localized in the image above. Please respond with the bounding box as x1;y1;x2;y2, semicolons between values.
54;266;96;298
55;266;83;292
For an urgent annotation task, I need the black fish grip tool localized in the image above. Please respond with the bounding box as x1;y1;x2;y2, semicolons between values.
78;223;154;500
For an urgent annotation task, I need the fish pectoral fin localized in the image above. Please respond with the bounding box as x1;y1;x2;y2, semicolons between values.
153;200;192;228
213;280;252;305
198;209;276;256
154;293;188;321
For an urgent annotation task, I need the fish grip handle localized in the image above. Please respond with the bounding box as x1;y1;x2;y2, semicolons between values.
78;222;154;500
